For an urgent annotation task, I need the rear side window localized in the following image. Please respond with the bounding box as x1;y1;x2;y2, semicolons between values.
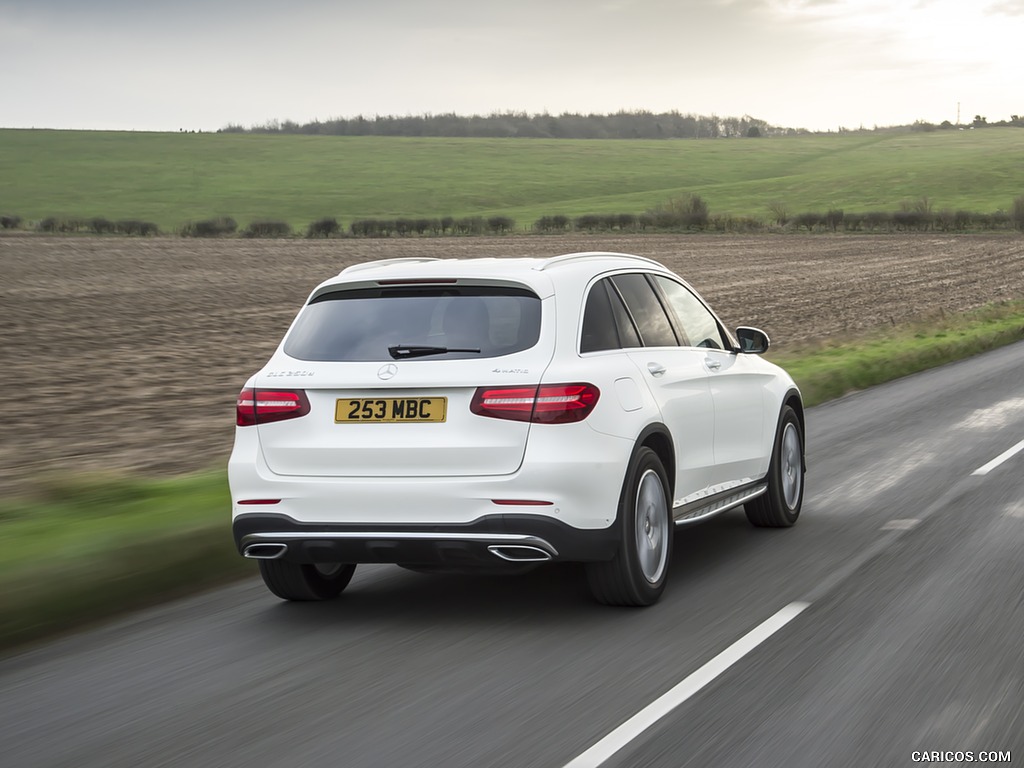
284;285;541;361
610;274;678;347
581;279;641;353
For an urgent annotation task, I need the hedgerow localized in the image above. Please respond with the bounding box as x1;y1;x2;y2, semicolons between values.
13;193;1024;238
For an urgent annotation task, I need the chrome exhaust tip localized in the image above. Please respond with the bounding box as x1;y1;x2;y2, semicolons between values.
243;543;288;560
487;545;553;563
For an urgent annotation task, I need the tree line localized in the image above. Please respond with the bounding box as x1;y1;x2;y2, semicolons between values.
217;111;1024;140
219;111;780;140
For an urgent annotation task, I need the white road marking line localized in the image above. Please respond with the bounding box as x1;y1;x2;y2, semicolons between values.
972;439;1024;476
882;519;921;530
562;601;810;768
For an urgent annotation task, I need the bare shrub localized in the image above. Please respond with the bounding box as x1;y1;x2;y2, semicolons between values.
534;215;571;232
934;209;955;232
574;214;605;232
893;211;928;231
453;216;484;235
651;210;681;229
243;220;292;238
684;194;709;229
350;219;377;237
616;213;637;230
792;212;822;232
487;216;515;234
181;217;238;237
89;217;116;234
37;217;84;233
116;220;159;236
306;217;340;238
863;211;892;231
649;194;709;230
989;210;1010;229
843;213;864;231
767;202;790;227
533;216;554;232
0;215;21;230
730;216;765;233
1012;196;1024;230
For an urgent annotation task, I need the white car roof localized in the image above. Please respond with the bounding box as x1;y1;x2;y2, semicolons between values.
311;252;675;300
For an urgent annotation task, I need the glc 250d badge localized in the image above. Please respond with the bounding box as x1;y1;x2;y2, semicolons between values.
377;363;398;380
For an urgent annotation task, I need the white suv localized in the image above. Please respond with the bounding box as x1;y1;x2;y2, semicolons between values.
229;252;805;606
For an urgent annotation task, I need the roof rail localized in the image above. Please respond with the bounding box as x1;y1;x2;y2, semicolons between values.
534;252;664;271
339;257;442;276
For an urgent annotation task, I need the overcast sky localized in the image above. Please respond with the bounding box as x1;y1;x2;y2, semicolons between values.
1;0;1021;132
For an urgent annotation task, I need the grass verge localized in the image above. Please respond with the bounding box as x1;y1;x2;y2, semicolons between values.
768;300;1024;406
0;472;253;651
2;301;1023;651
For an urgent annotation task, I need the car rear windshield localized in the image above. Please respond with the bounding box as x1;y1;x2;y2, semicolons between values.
284;285;542;362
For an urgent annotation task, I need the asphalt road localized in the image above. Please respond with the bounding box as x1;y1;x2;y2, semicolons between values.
3;342;1023;768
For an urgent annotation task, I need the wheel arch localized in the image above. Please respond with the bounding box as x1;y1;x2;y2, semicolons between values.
782;387;807;473
633;423;676;499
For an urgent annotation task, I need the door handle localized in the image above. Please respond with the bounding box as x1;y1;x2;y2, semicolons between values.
647;362;666;377
705;359;722;371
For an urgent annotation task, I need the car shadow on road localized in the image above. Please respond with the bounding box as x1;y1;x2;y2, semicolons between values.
250;510;780;632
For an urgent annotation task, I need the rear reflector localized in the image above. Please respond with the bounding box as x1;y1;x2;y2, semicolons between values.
236;388;311;426
471;383;600;423
237;499;282;505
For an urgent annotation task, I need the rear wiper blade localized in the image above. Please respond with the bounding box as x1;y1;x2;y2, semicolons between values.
387;344;482;359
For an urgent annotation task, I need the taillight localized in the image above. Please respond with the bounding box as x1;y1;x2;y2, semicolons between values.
236;388;310;427
470;383;600;424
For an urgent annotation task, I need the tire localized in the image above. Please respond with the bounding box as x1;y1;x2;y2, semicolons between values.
257;560;356;601
746;405;804;528
586;447;673;606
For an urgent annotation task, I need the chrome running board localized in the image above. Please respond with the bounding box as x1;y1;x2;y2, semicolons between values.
672;483;768;526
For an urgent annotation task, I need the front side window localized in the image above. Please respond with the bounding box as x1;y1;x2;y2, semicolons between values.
284;285;541;361
654;277;728;350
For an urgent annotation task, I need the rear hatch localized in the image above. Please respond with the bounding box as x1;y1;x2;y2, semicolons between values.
254;282;553;477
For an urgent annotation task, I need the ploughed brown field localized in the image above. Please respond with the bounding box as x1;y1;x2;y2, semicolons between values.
2;233;1022;493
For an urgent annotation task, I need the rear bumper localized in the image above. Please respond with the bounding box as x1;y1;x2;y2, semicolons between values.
229;420;634;531
232;513;620;565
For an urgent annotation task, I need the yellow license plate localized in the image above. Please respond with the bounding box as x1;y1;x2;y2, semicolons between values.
336;397;447;423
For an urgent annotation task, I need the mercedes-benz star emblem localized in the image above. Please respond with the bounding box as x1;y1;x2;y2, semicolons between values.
377;363;398;380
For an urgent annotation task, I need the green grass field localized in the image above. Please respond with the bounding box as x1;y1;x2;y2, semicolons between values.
1;128;1022;232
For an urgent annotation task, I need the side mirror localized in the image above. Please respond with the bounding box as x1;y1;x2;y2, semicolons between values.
736;326;770;354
